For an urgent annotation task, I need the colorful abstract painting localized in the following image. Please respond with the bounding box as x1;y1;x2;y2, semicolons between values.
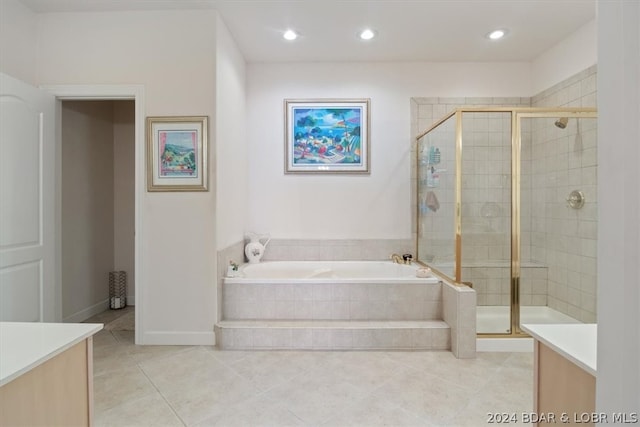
285;99;370;173
158;130;198;177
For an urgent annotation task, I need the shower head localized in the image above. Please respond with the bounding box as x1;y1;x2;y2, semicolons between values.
555;117;569;129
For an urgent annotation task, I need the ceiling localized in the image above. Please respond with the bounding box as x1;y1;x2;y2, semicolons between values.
19;0;596;63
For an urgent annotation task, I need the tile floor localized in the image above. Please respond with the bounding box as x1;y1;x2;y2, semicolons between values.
88;309;534;427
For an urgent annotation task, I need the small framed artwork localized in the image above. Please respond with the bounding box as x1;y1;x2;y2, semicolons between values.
284;99;370;174
146;116;208;191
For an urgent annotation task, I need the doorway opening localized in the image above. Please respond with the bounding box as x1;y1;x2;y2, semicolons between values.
60;100;135;335
45;84;145;344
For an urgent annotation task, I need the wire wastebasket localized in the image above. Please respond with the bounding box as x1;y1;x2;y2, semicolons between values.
109;271;127;309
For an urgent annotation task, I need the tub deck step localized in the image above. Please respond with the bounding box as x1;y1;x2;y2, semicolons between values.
215;320;450;351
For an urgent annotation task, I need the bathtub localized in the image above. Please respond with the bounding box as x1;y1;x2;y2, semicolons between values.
217;260;477;355
223;261;442;321
225;260;439;284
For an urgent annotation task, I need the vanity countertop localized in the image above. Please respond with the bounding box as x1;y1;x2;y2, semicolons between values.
521;323;597;376
0;322;103;387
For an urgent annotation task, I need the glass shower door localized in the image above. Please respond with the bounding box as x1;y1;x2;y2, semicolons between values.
417;113;457;278
460;111;513;334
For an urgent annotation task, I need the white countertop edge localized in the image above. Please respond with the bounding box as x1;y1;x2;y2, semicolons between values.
0;322;103;387
521;323;597;377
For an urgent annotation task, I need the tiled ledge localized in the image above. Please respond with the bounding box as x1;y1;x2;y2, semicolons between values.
215;320;450;351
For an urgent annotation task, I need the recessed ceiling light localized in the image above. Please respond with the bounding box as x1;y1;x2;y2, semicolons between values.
283;29;298;41
487;29;507;40
359;29;376;40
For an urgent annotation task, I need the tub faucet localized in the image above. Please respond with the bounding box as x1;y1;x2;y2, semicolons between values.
391;253;413;265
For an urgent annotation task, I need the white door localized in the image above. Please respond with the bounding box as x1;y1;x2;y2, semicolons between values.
0;73;57;322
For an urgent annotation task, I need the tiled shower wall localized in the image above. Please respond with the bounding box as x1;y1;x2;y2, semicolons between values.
411;66;597;322
529;65;598;322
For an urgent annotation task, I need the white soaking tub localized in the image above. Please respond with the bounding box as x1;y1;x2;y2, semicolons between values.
223;261;442;322
225;260;439;284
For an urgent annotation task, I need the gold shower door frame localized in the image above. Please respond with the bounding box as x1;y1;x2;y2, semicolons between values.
416;107;597;337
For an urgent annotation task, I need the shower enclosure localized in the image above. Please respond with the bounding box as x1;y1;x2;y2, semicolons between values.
416;108;597;336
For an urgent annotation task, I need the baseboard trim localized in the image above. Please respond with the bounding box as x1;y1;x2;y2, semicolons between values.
63;299;109;323
142;331;215;346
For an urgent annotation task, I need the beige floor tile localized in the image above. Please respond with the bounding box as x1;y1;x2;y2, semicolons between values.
95;392;184;427
160;373;260;426
93;343;138;377
389;349;505;391
113;330;197;363
194;394;304;427
221;351;320;392
320;394;435;427
371;368;475;425
89;308;536;427
265;370;369;425
93;366;157;413
306;351;413;393
502;351;535;370
206;348;252;365
450;393;533;427
140;348;260;425
139;347;230;391
92;330;119;348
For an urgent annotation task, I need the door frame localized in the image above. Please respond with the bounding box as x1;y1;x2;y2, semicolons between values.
42;84;145;344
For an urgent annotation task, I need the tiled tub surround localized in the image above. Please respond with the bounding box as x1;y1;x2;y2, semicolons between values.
222;263;442;321
216;260;476;358
216;240;246;323
217;239;415;326
260;239;415;262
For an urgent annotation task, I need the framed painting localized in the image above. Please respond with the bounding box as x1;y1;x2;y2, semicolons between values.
146;116;208;191
284;99;370;174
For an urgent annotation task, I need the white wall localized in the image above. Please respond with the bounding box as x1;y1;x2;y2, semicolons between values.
0;0;37;85
113;101;135;304
215;15;248;249
597;0;640;414
36;10;218;344
246;62;531;239
531;19;597;95
61;101;114;321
